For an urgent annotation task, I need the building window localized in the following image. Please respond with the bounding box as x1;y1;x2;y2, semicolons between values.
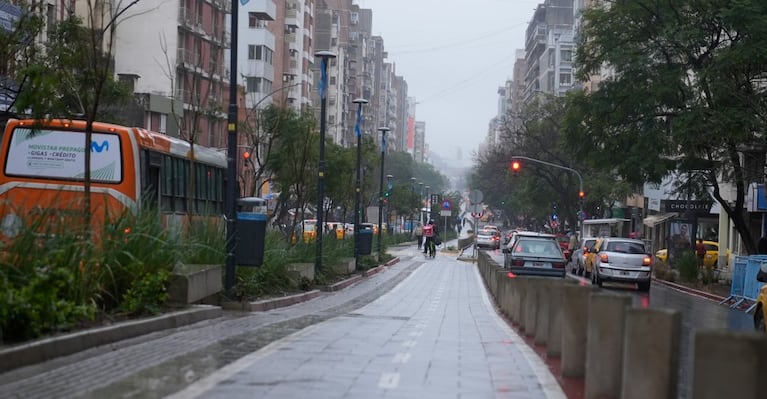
248;45;256;60
560;73;572;86
159;114;167;133
248;13;267;28
561;49;573;62
252;45;273;64
246;77;262;93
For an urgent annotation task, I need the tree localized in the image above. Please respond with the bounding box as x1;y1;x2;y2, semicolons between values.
266;108;318;242
7;2;137;234
566;0;767;253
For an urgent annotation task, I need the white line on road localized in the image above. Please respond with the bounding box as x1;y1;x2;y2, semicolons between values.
392;353;411;363
378;372;400;389
402;340;417;348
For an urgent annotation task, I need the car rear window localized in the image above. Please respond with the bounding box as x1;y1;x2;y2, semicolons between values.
606;241;645;254
513;239;562;256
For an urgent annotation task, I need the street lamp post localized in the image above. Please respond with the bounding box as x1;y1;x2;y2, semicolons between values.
386;174;393;234
352;98;368;270
377;127;390;256
315;50;337;275
510;155;584;239
410;177;416;237
425;185;430;222
224;0;242;296
418;182;424;224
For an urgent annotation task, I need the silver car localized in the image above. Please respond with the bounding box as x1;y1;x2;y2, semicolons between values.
571;237;597;276
591;237;652;291
476;228;501;250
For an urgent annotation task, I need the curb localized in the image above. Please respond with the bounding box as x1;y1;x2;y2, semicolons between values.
222;290;323;311
652;278;727;302
0;305;222;374
320;275;363;292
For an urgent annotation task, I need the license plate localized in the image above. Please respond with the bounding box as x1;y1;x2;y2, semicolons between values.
532;262;543;267
620;270;630;276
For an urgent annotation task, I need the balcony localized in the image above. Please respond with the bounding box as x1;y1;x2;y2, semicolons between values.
285;7;299;28
246;0;276;21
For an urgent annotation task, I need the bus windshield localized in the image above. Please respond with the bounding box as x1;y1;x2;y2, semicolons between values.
5;126;123;183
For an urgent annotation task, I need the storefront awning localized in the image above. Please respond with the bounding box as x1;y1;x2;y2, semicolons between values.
643;213;675;227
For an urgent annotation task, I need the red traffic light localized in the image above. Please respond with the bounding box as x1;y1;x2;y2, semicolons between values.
243;151;250;160
579;191;585;198
510;160;521;172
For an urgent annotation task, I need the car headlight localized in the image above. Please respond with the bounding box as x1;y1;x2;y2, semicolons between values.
0;213;21;238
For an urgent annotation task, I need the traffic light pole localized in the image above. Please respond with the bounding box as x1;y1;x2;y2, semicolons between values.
510;155;584;239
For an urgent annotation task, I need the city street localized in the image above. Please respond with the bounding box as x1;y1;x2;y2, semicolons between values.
0;245;564;399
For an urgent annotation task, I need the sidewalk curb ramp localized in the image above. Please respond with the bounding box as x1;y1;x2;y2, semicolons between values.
0;257;401;373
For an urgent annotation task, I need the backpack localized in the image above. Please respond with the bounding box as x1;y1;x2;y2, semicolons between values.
423;224;434;238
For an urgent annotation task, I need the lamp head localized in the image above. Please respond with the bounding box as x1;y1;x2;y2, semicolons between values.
353;98;368;104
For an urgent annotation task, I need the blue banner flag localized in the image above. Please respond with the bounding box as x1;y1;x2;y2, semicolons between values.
354;106;363;137
318;58;328;100
240;0;250;5
382;133;387;152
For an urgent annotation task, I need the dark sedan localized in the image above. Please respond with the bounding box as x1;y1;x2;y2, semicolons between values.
504;236;567;278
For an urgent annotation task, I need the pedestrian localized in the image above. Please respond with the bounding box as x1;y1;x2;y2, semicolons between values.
695;239;706;268
414;222;424;249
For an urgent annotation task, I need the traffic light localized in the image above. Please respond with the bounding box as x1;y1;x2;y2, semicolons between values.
510;160;521;173
243;151;250;160
579;191;585;199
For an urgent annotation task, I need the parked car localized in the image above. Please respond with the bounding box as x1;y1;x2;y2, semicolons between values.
476;227;501;250
571;237;598;275
655;240;729;268
591;237;653;291
504;235;567;278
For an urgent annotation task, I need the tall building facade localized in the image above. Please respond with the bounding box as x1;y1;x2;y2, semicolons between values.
523;0;575;101
115;0;232;147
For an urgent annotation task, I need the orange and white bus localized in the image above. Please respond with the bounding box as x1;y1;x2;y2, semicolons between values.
0;119;227;240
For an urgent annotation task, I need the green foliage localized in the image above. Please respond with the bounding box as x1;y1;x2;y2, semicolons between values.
677;252;700;283
566;0;767;253
119;269;170;316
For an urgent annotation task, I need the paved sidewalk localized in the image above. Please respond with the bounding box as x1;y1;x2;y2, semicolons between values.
171;246;565;399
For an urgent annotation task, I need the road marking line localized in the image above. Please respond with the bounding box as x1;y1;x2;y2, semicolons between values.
378;372;400;389
392;353;411;363
402;340;417;348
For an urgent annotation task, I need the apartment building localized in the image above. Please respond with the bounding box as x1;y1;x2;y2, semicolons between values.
271;0;314;110
114;0;231;147
523;0;575;101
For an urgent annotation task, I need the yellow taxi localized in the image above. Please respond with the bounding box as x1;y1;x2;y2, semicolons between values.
583;238;601;277
756;284;767;332
655;240;729;268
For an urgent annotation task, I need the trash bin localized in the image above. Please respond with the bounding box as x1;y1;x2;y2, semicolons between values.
236;197;267;267
358;228;373;255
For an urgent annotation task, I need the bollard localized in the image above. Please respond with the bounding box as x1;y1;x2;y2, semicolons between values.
534;279;552;345
546;279;571;358
495;270;507;314
560;284;597;377
517;277;529;331
691;330;767;399
584;293;631;399
508;276;520;324
499;272;514;317
621;308;681;399
523;278;542;337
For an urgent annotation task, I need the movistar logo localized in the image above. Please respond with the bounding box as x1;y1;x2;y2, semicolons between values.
91;141;109;153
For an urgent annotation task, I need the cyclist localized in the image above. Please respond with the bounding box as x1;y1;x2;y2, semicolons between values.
422;220;439;257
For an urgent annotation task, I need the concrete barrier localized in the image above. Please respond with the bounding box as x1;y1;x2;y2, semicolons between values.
534;279;552;345
584;293;631;399
168;264;223;304
477;254;767;395
621;308;681;399
691;330;767;399
546;278;571;358
561;283;597;378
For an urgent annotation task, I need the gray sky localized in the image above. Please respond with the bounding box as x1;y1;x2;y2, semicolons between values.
360;0;541;166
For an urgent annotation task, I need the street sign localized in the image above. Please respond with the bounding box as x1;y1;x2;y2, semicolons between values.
440;210;451;216
469;189;483;204
470;203;482;213
441;199;451;210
